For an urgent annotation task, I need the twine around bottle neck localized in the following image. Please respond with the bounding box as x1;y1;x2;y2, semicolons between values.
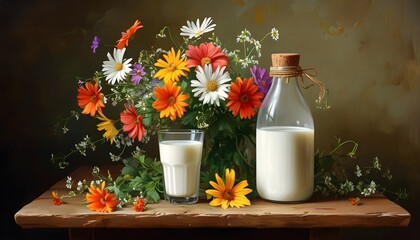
270;66;328;108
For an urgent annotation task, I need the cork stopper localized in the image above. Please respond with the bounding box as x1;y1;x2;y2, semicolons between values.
271;53;300;67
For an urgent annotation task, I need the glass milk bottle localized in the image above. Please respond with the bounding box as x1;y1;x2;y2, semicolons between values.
256;53;314;202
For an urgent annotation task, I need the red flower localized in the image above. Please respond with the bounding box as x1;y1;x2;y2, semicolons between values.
226;77;263;119
185;42;228;71
120;103;146;141
77;82;105;117
52;191;63;206
116;20;143;49
349;197;360;206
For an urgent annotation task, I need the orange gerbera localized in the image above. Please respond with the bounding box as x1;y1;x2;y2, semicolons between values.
152;82;189;121
185;42;228;71
116;20;143;49
86;181;118;213
52;191;63;206
120;102;146;141
226;77;264;119
77;82;105;116
133;196;146;212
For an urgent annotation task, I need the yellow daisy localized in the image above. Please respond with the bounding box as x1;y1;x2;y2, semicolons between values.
154;48;190;83
96;111;119;144
205;168;253;209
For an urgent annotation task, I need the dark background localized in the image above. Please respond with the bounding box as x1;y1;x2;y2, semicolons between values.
2;0;419;239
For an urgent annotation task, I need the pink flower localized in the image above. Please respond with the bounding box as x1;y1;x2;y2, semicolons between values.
185;42;228;71
120;103;146;141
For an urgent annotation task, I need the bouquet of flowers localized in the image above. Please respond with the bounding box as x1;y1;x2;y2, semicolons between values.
52;17;279;204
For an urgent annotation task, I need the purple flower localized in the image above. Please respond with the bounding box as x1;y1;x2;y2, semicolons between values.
130;63;146;85
250;65;272;96
91;36;100;54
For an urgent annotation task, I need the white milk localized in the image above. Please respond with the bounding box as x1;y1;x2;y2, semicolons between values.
256;126;314;202
159;140;203;197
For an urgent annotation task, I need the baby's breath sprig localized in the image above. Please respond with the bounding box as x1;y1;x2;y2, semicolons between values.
314;137;408;202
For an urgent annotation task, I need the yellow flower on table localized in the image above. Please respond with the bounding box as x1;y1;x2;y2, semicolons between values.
205;168;253;209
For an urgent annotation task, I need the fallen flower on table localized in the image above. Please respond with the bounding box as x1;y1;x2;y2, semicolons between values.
349;197;361;206
133;196;147;212
86;181;119;213
51;190;75;206
52;191;63;206
205;168;253;209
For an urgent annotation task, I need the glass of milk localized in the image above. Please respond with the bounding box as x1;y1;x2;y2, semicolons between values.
158;129;204;204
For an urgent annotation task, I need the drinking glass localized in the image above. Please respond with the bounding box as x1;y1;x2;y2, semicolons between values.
158;129;204;204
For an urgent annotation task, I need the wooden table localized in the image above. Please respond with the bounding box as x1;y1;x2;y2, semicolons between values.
15;165;411;240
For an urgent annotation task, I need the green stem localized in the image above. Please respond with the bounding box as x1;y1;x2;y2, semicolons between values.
245;32;270;59
328;139;358;157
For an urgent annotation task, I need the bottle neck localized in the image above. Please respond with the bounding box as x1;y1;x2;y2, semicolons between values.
270;75;302;98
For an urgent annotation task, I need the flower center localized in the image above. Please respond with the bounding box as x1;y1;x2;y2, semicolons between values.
195;30;204;37
223;189;234;201
115;63;123;71
168;96;176;105
201;57;212;66
90;95;97;103
100;197;106;206
168;63;177;71
240;94;249;103
206;80;218;92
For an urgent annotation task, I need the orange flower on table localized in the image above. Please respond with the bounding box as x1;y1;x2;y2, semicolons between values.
350;197;360;206
86;181;118;213
52;191;63;206
205;168;253;209
133;196;146;212
77;81;105;117
226;77;263;119
120;103;146;141
185;42;228;71
116;20;143;49
152;81;189;121
154;48;190;84
96;111;119;144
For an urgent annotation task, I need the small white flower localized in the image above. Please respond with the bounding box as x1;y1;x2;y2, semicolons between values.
66;176;73;189
180;17;216;39
92;166;100;175
355;165;362;177
102;48;132;84
271;27;279;41
373;157;381;170
237;29;251;43
191;64;231;106
361;181;377;196
77;181;83;191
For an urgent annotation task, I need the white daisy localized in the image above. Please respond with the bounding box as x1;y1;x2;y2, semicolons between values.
180;17;216;39
102;48;132;84
271;27;279;41
191;64;231;106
